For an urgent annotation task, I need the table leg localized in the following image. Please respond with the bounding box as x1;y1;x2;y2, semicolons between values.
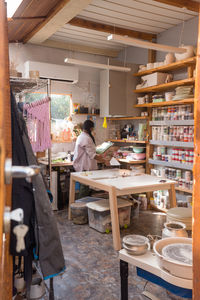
68;176;75;220
168;184;176;208
108;186;121;251
120;260;128;300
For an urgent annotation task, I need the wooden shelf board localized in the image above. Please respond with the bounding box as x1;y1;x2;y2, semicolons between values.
175;187;193;194
110;139;148;144
148;159;193;171
118;159;146;164
150;120;194;126
133;57;196;77
108;116;148;121
133;78;195;94
73;113;99;116
150;203;168;213
150;140;194;148
134;98;194;108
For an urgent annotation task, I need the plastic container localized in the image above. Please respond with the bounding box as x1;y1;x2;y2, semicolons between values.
86;198;132;233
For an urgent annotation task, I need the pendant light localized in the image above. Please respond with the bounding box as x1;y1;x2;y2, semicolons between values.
107;34;187;54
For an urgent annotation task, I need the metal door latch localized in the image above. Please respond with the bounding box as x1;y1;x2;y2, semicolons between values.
3;207;24;233
4;158;41;184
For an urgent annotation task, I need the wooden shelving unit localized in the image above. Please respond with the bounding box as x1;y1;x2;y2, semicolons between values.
134;98;194;108
109;139;147;144
133;78;195;94
133;57;196;77
108;116;148;121
133;55;195;209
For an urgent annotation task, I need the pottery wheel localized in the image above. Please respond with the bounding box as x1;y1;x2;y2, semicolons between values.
162;243;192;265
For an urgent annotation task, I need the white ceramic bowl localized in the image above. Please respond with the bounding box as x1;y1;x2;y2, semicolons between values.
153;237;192;279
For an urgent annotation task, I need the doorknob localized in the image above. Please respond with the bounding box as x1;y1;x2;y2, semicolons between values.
4;158;41;184
4;207;24;233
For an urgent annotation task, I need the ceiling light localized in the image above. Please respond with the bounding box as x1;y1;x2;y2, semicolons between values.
64;58;131;72
6;0;23;18
107;34;187;54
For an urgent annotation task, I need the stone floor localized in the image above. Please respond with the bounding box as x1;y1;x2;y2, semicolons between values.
52;209;191;300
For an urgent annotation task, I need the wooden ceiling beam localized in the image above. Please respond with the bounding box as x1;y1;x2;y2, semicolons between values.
69;17;156;41
24;0;93;44
153;0;199;13
36;39;120;57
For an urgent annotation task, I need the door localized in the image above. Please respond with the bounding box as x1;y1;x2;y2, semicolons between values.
0;1;13;299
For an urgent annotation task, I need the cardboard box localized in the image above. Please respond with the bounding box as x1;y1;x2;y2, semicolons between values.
141;72;168;87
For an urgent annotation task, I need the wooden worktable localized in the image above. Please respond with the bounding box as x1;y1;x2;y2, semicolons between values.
68;169;176;250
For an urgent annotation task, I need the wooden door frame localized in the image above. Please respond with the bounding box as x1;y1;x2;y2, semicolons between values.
193;5;200;300
0;1;12;299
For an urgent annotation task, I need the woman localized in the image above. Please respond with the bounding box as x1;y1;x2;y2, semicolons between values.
73;119;104;197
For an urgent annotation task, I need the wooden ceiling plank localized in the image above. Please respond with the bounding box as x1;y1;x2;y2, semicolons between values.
24;0;93;44
153;0;199;13
83;5;170;29
69;17;156;41
79;11;162;33
13;0;59;18
37;39;119;57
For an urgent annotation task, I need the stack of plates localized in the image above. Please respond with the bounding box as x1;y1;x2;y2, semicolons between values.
167;207;192;230
172;86;194;101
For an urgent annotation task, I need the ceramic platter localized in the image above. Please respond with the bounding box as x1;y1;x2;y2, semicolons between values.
162;243;192;265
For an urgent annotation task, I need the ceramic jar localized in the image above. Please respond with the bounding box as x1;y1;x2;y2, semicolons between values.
165;52;175;64
162;221;188;238
175;45;194;61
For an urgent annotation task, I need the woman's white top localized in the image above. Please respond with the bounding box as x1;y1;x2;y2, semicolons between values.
73;132;97;172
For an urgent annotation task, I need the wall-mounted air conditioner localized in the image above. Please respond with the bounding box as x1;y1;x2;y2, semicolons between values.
24;61;79;84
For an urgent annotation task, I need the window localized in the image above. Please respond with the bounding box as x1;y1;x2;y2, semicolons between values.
24;92;72;120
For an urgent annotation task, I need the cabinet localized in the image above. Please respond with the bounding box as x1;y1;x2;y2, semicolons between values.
133;57;196;210
100;63;139;117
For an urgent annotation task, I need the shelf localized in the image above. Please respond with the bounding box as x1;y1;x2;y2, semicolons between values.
175;187;193;194
150;203;168;213
73;113;99;116
133;78;195;93
118;159;146;164
150;140;194;148
108;116;148;121
134;98;194;108
148;159;193;170
150;120;194;126
109;139;147;144
133;57;196;77
10;77;48;94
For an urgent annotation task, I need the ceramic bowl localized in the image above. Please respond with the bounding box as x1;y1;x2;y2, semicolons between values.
29;277;46;300
132;153;146;160
132;147;145;153
123;234;150;255
175;45;194;61
153;237;192;279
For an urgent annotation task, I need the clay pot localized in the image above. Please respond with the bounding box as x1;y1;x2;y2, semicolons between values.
164;52;175;64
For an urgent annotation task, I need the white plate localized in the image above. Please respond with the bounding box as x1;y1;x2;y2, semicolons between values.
162;243;192;265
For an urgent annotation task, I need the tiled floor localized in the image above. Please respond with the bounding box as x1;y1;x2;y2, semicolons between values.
53;210;191;300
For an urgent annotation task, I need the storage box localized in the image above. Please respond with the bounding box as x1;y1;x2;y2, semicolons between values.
86;198;132;233
141;72;168;87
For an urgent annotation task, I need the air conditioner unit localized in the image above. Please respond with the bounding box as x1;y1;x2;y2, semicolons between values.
24;61;79;84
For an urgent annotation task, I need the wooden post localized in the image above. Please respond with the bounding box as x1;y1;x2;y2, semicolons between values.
193;6;200;300
68;175;76;220
108;186;121;251
168;184;176;208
